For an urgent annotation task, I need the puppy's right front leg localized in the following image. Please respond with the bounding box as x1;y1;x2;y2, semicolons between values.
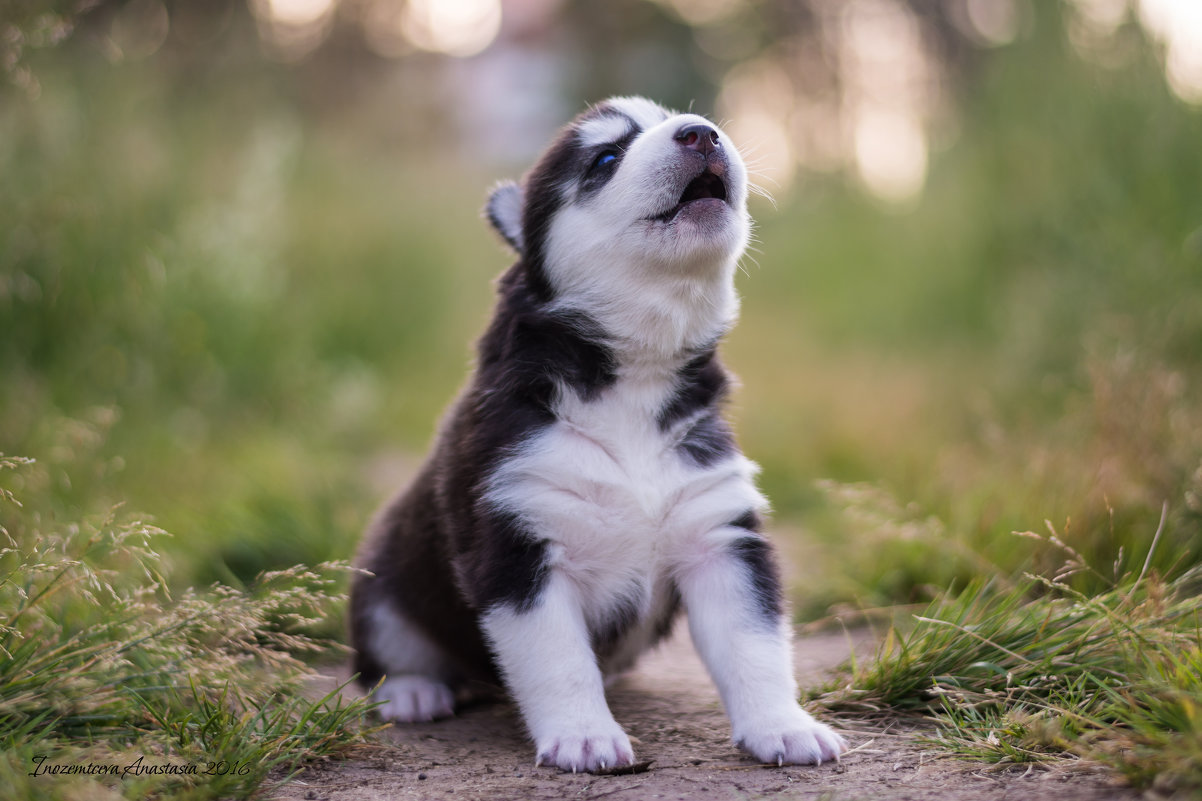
481;570;634;773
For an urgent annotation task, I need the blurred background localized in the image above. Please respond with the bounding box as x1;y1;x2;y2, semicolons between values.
2;0;1200;621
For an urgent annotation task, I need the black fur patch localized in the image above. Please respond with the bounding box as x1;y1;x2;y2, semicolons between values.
728;535;784;626
520;147;574;302
589;590;645;656
350;625;388;687
653;583;683;642
729;509;762;532
579;128;639;198
519;103;644;302
658;346;736;467
466;269;618;467
459;512;551;612
591;583;682;670
349;467;506;689
438;277;618;612
657;346;729;429
677;412;736;467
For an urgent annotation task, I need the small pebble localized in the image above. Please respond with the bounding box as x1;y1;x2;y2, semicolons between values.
418;773;428;780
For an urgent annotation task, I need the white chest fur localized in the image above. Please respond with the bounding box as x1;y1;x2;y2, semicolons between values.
483;367;767;618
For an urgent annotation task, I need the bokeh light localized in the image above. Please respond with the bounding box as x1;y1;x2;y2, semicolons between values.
249;0;336;60
107;0;170;60
840;0;934;202
718;57;798;191
964;0;1021;46
1138;0;1202;104
657;0;744;27
266;0;335;26
853;107;928;203
399;0;503;58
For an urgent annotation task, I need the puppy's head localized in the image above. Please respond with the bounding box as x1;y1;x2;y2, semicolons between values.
487;97;751;303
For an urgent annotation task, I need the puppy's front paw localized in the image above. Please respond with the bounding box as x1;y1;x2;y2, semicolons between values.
375;675;455;722
735;708;846;766
535;723;635;774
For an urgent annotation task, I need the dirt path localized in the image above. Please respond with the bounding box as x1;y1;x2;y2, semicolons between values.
277;629;1136;801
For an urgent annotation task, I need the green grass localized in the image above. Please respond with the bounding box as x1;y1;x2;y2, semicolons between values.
808;494;1202;794
0;454;377;800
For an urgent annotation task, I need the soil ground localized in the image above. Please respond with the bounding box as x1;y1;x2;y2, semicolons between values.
276;629;1138;801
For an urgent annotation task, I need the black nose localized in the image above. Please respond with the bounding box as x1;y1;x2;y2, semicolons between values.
675;123;720;156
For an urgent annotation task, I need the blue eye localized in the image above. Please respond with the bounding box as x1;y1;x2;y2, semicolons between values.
593;151;617;170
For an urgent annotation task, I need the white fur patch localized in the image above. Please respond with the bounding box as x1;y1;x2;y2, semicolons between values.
577;114;634;149
376;675;456;723
733;707;847;766
482;572;635;772
365;600;459;723
366;599;450;677
603;96;675;131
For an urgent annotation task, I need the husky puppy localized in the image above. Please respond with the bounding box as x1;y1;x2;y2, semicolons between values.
350;96;845;773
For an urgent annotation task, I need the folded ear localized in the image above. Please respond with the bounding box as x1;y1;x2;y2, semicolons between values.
485;180;524;255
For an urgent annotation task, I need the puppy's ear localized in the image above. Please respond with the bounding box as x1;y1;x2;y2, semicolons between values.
486;180;524;255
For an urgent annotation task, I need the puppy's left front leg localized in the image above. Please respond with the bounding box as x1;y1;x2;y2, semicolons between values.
481;570;634;773
678;527;846;766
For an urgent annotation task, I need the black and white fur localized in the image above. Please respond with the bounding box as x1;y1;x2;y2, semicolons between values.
350;96;845;773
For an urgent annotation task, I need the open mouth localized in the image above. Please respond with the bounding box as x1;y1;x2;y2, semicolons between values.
650;170;728;222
